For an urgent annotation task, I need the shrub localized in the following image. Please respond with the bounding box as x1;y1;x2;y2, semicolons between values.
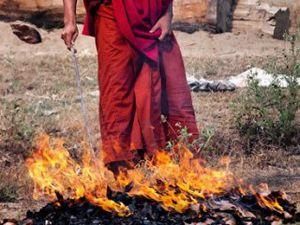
232;32;300;147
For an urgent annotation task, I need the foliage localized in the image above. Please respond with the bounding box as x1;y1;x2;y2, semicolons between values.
0;99;35;143
199;127;215;152
0;174;18;202
165;122;216;154
232;32;300;147
0;185;18;202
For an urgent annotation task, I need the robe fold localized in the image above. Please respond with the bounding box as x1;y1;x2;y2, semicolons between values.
83;0;199;164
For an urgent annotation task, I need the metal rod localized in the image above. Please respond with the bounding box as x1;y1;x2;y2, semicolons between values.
70;47;96;159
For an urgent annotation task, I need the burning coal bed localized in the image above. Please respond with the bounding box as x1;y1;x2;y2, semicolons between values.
6;189;299;225
3;135;300;225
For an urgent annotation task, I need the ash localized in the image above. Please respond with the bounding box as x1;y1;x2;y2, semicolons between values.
21;189;299;225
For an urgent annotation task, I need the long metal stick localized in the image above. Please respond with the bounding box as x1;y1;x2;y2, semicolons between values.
70;47;96;159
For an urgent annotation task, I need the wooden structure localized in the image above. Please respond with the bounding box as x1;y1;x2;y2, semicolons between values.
0;0;298;38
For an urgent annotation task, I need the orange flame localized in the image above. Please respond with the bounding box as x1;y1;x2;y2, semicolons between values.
26;135;130;216
116;146;234;212
250;184;285;213
26;134;286;216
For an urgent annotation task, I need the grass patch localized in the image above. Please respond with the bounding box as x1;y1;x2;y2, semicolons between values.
0;173;19;202
0;184;18;203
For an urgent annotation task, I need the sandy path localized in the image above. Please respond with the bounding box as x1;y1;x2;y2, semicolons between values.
0;21;287;59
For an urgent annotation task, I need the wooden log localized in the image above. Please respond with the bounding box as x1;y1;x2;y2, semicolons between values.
0;0;237;33
167;0;217;33
0;0;294;36
173;0;210;24
232;0;291;39
0;0;211;29
0;0;85;28
216;0;237;33
273;8;291;39
173;0;236;33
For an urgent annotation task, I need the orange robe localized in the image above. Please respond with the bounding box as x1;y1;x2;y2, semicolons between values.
91;4;199;164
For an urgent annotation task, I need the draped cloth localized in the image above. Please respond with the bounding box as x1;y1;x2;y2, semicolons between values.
83;1;199;164
83;0;172;61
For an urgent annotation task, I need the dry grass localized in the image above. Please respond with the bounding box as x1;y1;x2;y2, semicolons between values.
0;51;299;221
184;54;288;79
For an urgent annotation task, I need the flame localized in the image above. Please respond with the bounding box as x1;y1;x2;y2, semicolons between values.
256;194;284;213
250;184;285;213
26;134;286;216
26;134;130;216
116;145;234;212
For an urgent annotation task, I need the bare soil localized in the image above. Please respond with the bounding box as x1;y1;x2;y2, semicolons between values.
0;21;299;221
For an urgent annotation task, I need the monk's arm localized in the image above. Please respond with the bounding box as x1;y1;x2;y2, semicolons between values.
63;0;77;24
61;0;79;49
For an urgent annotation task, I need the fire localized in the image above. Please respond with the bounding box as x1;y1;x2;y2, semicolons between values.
26;134;286;216
250;184;285;213
116;146;234;212
26;135;130;216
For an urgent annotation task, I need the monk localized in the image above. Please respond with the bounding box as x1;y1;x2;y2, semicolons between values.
61;0;199;170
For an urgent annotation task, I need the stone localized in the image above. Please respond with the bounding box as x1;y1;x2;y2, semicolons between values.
10;23;42;44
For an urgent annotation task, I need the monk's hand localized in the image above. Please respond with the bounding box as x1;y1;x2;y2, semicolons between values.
150;10;173;41
61;22;79;49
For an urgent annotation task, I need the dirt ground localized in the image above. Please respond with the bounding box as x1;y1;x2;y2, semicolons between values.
0;21;299;221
